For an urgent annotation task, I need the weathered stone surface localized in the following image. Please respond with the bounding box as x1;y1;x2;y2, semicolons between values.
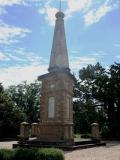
91;123;100;140
31;123;39;137
37;11;74;144
49;11;69;72
38;71;74;143
20;122;30;140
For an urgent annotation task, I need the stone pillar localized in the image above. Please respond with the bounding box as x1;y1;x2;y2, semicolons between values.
91;123;100;141
31;123;38;137
20;122;30;141
38;72;74;143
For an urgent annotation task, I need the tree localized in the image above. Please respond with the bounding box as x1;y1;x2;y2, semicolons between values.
0;83;25;138
73;63;107;134
77;62;120;138
93;63;120;137
6;81;41;123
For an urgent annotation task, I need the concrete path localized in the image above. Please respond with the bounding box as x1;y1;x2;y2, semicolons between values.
0;141;17;149
0;141;120;160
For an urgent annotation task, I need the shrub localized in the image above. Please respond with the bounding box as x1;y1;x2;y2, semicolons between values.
0;148;64;160
74;134;81;139
81;133;91;138
0;149;14;160
13;148;37;160
101;125;110;138
36;148;64;160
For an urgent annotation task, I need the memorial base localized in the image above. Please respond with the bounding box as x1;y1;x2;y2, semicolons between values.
13;139;106;151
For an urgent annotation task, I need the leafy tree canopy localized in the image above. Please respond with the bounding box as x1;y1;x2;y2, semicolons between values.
0;83;25;138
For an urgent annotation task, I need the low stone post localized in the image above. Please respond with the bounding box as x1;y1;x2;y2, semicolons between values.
91;123;100;141
31;123;38;137
19;122;30;141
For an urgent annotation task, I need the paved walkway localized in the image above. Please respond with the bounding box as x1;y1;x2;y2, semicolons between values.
0;141;120;160
0;141;17;149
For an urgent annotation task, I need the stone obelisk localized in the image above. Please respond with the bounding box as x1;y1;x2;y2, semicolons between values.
38;9;74;144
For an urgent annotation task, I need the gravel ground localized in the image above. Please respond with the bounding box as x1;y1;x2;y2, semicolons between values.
65;141;120;160
0;141;120;160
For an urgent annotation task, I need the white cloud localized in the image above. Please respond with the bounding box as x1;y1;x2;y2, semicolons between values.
38;0;118;26
0;48;49;87
0;52;10;61
66;0;92;18
0;0;25;6
0;0;117;27
0;56;96;87
0;0;30;45
45;7;58;26
10;47;27;56
70;56;97;70
84;2;114;26
115;55;120;59
0;47;48;64
0;22;31;45
0;7;6;15
39;6;58;26
24;53;49;65
0;63;48;87
0;53;97;87
89;53;103;59
71;50;79;54
38;0;92;25
90;51;107;58
39;8;45;14
8;54;27;62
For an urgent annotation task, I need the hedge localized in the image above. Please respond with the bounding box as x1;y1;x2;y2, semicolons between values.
0;149;15;160
0;148;64;160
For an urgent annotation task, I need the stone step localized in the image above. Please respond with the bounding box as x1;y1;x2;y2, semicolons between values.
13;141;106;150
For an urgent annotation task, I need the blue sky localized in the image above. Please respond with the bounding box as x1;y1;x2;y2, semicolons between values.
0;0;120;87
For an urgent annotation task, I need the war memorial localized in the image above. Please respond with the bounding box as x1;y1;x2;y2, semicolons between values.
13;6;105;150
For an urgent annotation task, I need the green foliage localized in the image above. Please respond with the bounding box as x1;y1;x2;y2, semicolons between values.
1;62;120;139
0;81;40;138
92;63;120;137
0;84;25;138
81;133;91;139
74;62;120;138
73;63;105;134
101;125;110;138
74;134;81;139
73;101;96;134
6;81;41;123
0;148;64;160
14;148;37;160
0;149;14;160
36;148;64;160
